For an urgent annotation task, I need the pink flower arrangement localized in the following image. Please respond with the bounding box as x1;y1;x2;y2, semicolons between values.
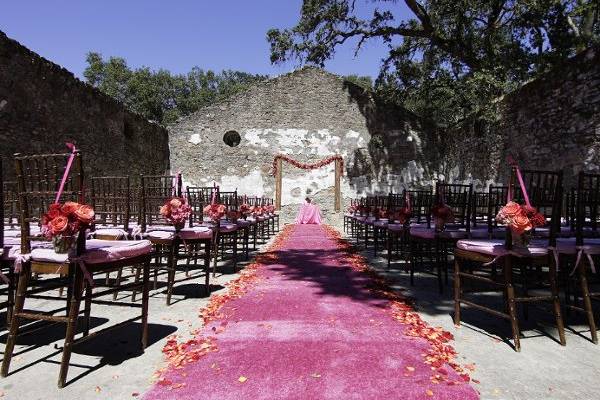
41;201;95;239
431;204;454;224
251;206;264;217
392;207;412;224
203;203;226;222
239;203;252;217
347;204;358;214
227;210;240;222
264;205;275;214
160;197;192;226
496;201;545;235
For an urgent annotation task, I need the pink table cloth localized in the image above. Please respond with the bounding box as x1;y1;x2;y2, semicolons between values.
295;203;322;225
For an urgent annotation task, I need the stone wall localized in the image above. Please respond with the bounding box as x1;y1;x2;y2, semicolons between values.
442;47;600;189
0;31;170;180
169;67;432;223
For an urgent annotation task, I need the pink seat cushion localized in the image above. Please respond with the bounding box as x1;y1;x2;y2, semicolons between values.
200;222;238;233
236;220;255;227
555;238;600;255
146;227;213;240
94;228;128;239
457;239;549;257
31;239;152;264
372;219;389;228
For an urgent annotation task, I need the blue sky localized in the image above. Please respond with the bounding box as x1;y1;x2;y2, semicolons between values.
1;0;410;80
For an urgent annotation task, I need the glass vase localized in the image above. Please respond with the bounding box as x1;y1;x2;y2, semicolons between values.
52;234;77;254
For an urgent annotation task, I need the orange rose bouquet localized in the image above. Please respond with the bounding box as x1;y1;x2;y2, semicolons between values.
392;207;412;225
41;201;95;253
496;201;546;245
160;197;192;230
203;203;226;222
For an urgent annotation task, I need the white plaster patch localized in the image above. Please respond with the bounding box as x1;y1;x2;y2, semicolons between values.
244;129;271;148
281;164;335;206
220;169;265;197
188;133;201;145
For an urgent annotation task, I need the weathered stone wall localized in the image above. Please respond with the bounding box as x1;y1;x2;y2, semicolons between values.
441;47;600;189
0;31;170;180
169;67;430;223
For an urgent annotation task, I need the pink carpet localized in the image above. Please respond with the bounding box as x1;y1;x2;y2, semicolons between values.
144;225;479;400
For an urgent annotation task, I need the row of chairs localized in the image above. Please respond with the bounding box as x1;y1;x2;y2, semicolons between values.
0;151;279;387
345;168;600;351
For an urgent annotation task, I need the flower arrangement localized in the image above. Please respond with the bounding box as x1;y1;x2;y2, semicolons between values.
271;154;343;177
239;203;252;219
160;197;192;230
392;207;412;225
203;203;226;222
347;204;358;214
251;205;264;217
431;204;454;231
264;205;275;214
41;201;95;253
227;210;240;222
496;201;545;245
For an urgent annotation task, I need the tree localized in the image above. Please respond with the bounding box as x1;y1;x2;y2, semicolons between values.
84;53;268;124
268;0;599;126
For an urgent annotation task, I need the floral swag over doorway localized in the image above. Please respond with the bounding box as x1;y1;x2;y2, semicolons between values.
271;154;344;176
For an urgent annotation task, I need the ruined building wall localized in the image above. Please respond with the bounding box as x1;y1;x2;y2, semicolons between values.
0;31;170;179
168;67;432;223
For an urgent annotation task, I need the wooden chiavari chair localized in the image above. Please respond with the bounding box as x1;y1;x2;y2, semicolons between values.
409;183;473;293
2;151;152;387
453;168;565;351
141;174;212;305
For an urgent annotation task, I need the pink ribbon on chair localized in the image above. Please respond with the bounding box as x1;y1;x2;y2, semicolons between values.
70;257;95;287
13;253;31;273
507;156;531;206
572;246;597;276
55;143;77;204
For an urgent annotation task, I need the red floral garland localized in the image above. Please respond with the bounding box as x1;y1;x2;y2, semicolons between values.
271;154;343;176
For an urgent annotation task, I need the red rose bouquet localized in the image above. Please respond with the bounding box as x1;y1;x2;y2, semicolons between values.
41;201;95;253
347;204;358;214
431;203;454;231
392;207;412;225
239;203;252;219
251;206;264;217
203;203;226;222
496;201;545;245
160;197;192;230
227;210;240;222
265;205;275;214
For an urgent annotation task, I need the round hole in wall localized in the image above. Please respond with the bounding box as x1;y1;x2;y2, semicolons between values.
223;130;241;147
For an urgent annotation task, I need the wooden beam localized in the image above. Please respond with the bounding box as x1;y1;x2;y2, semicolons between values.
334;158;341;212
275;158;282;210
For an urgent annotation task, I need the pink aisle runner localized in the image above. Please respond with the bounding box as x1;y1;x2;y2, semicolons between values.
144;225;479;400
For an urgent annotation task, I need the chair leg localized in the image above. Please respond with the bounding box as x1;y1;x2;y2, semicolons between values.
83;282;92;336
233;232;238;273
112;269;123;300
578;262;598;344
548;257;566;346
58;267;85;388
1;263;32;377
131;265;142;302
205;241;211;294
453;257;462;326
504;258;521;352
141;261;150;349
387;231;393;269
166;244;177;306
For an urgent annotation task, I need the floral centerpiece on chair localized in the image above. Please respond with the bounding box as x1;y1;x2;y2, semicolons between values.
251;205;264;218
203;203;226;223
239;203;252;220
496;201;545;247
41;201;95;254
160;197;192;231
392;207;412;225
265;205;275;215
431;203;454;232
227;210;240;223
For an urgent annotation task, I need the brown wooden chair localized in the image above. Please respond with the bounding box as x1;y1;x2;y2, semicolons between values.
409;183;473;293
2;151;152;387
141;175;212;305
560;171;600;343
453;168;565;351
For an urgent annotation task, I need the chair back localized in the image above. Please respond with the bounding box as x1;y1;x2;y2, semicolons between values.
406;189;433;224
186;186;217;226
140;174;180;231
435;183;473;230
508;168;563;246
14;151;85;254
218;190;238;211
0;160;4;249
90;176;131;231
486;186;509;234
576;172;600;246
3;180;18;230
471;192;488;227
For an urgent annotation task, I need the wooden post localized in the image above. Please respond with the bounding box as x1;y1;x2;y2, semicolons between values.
334;158;341;212
275;158;282;210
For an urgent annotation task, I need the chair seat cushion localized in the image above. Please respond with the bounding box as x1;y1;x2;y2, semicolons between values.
94;228;129;239
372;220;389;228
236;220;255;227
200;222;238;233
456;239;549;257
31;239;152;264
411;227;470;240
147;226;213;240
555;238;600;255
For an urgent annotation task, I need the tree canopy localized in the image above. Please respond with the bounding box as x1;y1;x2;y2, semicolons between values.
84;52;268;124
268;0;599;126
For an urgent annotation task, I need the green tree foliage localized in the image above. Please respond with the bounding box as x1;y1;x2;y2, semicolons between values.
268;0;599;127
84;53;267;124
